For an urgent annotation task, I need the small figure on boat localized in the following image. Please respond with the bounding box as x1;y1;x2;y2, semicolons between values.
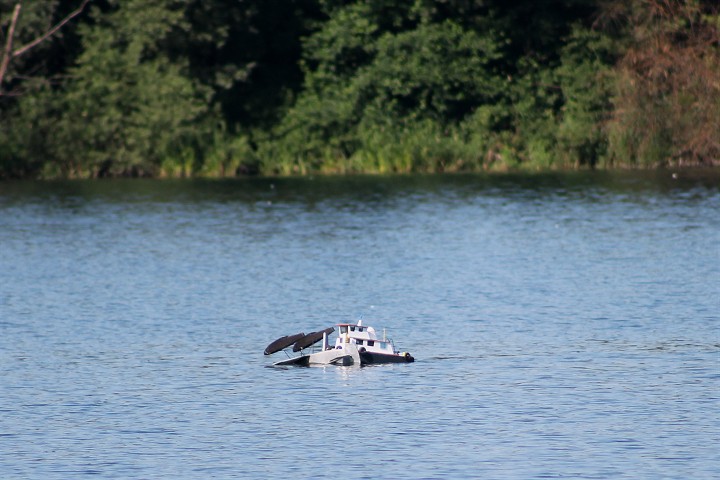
264;320;415;367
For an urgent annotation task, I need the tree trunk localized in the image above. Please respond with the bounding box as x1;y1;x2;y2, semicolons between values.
0;3;21;95
1;0;91;96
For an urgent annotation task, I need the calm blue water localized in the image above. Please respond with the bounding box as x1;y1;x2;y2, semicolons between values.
1;172;719;479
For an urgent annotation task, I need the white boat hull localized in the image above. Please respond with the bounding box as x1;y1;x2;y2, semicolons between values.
273;344;361;367
309;344;361;365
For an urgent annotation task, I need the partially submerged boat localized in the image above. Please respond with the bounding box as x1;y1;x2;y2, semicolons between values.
264;320;415;367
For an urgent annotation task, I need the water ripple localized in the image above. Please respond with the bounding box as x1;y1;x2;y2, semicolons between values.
1;174;718;478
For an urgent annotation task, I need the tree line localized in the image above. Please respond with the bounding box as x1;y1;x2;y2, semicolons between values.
0;0;718;179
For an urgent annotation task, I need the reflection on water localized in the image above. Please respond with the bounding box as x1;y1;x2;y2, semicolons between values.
1;171;718;478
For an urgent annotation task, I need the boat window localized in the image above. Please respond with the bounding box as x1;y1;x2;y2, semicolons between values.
367;341;374;346
356;340;363;345
358;327;364;332
350;326;355;331
340;326;347;334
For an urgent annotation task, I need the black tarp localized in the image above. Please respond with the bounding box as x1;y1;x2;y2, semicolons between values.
292;327;335;352
264;332;305;355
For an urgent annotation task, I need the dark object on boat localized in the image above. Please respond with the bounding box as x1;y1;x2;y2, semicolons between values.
273;354;311;366
360;350;414;365
264;332;305;355
329;355;354;366
292;327;335;352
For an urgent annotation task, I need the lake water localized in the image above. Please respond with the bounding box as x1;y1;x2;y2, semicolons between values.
1;171;718;479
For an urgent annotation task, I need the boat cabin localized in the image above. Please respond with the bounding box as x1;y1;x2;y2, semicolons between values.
334;321;397;355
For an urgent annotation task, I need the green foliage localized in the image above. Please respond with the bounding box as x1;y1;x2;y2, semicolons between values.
1;0;717;179
21;0;214;177
260;14;506;173
360;21;504;122
356;118;497;173
182;0;321;129
555;25;618;168
302;2;381;84
198;129;256;177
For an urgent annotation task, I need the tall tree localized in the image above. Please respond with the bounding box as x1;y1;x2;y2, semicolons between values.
0;0;89;96
26;0;213;177
182;0;322;130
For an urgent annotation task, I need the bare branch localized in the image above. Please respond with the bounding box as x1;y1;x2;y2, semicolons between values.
12;0;91;59
0;4;22;92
